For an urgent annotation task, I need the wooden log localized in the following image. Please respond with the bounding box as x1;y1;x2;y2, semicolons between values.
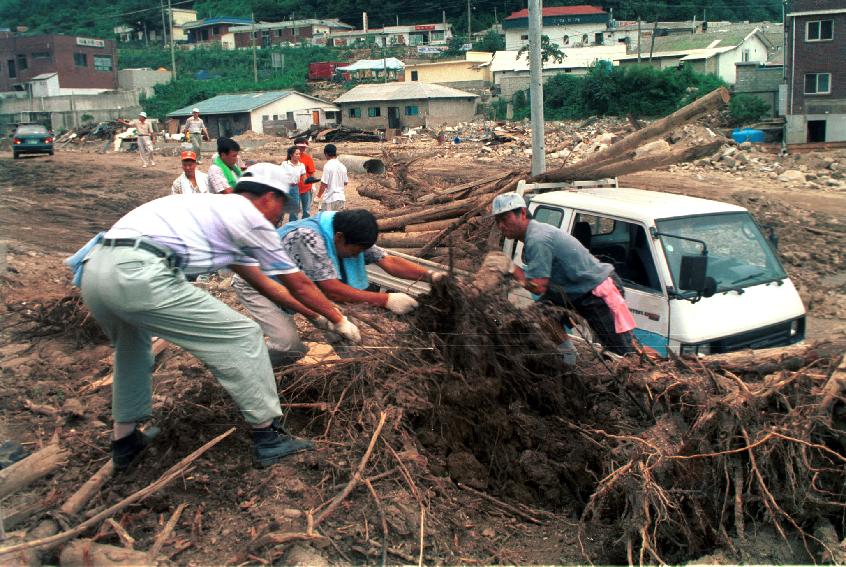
702;340;845;375
534;86;730;182
0;444;67;501
2;501;48;532
356;183;402;207
378;231;440;248
59;540;148;567
377;198;477;232
405;219;457;233
384;247;450;257
585;141;723;179
418;193;499;257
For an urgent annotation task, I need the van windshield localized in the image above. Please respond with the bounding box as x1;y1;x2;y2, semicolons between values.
656;212;787;293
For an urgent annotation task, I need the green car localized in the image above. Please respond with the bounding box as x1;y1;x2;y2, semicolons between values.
12;124;54;159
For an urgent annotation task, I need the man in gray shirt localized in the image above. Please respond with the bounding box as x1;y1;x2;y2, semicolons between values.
181;108;209;163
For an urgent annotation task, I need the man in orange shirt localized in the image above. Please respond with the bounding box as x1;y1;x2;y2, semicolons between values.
294;138;317;219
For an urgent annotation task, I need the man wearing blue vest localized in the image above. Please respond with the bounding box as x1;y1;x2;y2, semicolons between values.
232;209;446;364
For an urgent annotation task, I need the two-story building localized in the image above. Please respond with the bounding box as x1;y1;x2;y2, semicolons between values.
0;34;118;94
229;19;353;48
183;17;253;49
785;0;846;143
503;5;610;51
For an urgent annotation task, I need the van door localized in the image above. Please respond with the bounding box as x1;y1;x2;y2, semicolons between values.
570;211;671;354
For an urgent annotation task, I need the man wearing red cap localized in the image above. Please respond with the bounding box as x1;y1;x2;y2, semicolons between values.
171;151;210;194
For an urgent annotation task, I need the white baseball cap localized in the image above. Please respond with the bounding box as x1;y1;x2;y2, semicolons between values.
192;107;200;113
491;192;527;216
138;111;147;118
236;163;292;197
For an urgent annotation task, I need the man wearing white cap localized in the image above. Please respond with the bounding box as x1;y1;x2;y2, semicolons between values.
490;192;636;360
181;108;209;163
73;163;361;470
118;112;156;168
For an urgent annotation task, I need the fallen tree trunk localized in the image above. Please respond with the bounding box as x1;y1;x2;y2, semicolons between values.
586;141;722;179
377;198;478;231
702;340;846;375
0;444;67;501
405;219;459;233
534;86;730;182
384;247;449;257
378;231;440;248
356;182;402;208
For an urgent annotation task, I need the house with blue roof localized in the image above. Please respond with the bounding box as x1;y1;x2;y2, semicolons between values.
167;91;340;137
183;17;254;49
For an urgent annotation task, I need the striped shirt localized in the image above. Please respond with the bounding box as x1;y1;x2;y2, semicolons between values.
105;194;298;276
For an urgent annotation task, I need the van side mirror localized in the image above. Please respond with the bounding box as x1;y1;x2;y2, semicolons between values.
679;255;716;298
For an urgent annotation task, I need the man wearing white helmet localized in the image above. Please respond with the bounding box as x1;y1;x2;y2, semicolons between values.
181;108;209;163
118;111;157;168
490;192;636;362
70;163;361;470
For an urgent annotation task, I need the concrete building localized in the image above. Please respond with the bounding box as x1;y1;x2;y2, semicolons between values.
403;52;493;90
0;89;141;131
734;62;784;116
118;68;172;97
0;34;118;94
785;0;846;143
113;9;197;44
337;58;405;81
327;23;452;47
488;44;626;99
230;19;352;48
183;17;253;49
503;5;610;51
616;28;774;84
167;91;339;137
334;82;478;130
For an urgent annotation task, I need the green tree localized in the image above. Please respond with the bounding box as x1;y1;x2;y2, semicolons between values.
517;35;565;64
729;94;770;125
473;29;504;52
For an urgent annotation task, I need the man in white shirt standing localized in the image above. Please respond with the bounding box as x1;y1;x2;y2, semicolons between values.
117;111;156;168
181;108;209;163
170;151;210;194
76;164;361;470
317;143;348;211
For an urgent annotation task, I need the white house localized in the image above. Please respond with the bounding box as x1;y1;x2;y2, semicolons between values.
167;91;339;137
487;44;627;98
503;5;610;51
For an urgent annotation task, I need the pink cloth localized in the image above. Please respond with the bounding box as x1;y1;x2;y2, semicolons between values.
591;277;636;333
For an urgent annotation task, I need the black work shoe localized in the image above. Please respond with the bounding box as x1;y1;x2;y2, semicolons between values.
111;426;160;471
251;424;314;469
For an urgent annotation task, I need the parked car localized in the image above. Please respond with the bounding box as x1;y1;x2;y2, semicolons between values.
12;124;54;159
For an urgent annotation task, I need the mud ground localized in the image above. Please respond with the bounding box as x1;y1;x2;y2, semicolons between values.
0;147;843;565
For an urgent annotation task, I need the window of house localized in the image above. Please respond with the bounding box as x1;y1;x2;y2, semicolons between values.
410;70;418;81
805;73;832;94
16;54;27;71
742;49;750;62
594;32;603;45
201;29;209;41
520;34;529;40
806;20;833;41
348;107;361;118
272;114;278;120
275;29;282;37
7;59;15;78
212;26;220;35
404;105;419;116
31;51;51;61
292;27;299;36
286;111;294;120
73;53;87;67
94;56;112;71
367;106;381;117
262;115;269;122
431;31;444;41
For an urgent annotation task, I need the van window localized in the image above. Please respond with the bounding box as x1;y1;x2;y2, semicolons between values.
572;213;661;292
533;206;564;228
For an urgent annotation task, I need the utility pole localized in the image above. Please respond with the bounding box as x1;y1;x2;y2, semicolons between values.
160;0;167;47
636;18;641;62
528;0;545;175
167;0;176;80
251;13;258;83
467;0;472;45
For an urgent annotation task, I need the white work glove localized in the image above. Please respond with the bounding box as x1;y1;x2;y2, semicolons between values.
329;316;361;343
309;315;331;330
427;270;448;284
385;293;419;315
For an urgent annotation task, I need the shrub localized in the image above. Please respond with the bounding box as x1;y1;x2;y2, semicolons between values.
729;94;770;125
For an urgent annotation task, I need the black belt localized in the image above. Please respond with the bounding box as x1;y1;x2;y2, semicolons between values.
101;238;183;268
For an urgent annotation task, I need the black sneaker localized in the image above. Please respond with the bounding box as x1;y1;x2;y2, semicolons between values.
111;426;160;471
251;422;314;468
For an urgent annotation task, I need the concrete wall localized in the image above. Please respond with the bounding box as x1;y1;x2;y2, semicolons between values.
118;68;172;97
404;59;491;85
339;97;477;129
496;68;589;99
786;113;846;143
0;89;141;129
734;63;783;115
505;22;606;51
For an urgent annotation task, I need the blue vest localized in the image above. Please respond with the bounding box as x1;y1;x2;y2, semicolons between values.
277;212;369;290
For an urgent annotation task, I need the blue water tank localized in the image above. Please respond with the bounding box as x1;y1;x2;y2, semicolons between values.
731;128;765;144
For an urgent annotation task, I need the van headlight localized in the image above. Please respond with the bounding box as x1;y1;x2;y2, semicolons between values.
680;343;711;356
789;319;801;337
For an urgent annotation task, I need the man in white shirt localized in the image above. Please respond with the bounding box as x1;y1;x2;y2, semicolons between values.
170;151;210;194
117;111;156;168
317;143;348;211
181;108;209;163
77;164;361;470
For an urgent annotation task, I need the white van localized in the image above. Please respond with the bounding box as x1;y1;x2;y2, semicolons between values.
504;181;806;355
